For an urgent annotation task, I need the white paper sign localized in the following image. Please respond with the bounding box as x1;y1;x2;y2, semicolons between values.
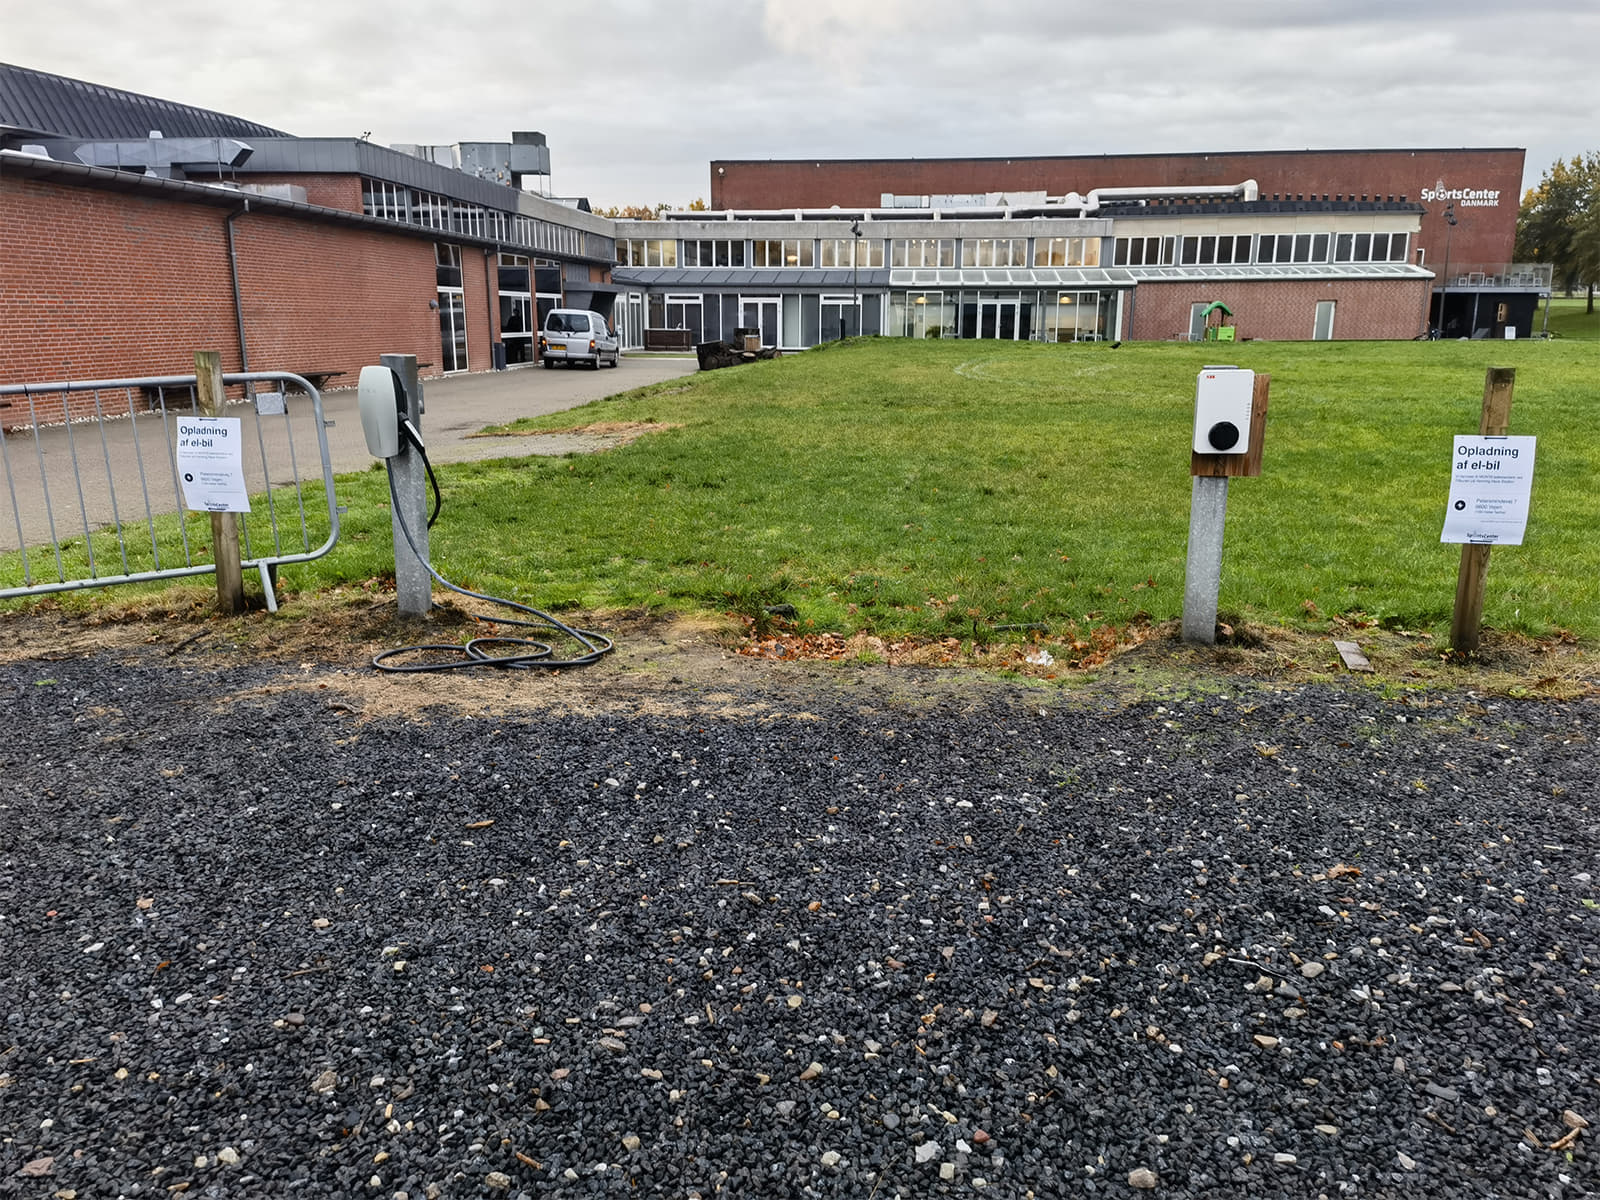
175;417;251;513
1441;435;1535;545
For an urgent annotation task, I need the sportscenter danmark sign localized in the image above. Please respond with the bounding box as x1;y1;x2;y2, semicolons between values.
1420;180;1501;207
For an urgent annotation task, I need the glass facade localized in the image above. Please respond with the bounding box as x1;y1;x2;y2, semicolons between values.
609;212;1417;349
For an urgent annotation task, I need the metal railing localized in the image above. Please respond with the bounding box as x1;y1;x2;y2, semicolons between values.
0;371;341;611
1432;262;1554;290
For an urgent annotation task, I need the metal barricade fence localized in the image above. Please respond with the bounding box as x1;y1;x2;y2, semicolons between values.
0;372;342;611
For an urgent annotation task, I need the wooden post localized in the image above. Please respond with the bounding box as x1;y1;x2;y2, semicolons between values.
194;350;246;615
1449;367;1516;652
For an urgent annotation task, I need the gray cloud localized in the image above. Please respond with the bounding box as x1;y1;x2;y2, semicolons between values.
8;0;1596;206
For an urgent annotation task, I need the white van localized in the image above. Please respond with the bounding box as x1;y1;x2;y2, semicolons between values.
539;309;620;369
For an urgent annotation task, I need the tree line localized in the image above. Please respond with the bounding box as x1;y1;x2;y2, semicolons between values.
1515;152;1600;311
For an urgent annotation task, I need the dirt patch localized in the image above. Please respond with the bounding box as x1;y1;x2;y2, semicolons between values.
1;589;1594;722
469;420;680;454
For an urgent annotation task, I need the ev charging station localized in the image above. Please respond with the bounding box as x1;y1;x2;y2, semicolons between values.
1182;366;1269;645
358;354;431;616
354;353;614;674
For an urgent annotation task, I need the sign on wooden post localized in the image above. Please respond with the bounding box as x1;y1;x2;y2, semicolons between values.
194;350;246;615
1447;367;1516;653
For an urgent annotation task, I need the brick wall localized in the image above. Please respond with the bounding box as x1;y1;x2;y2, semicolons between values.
711;148;1523;268
1128;278;1434;342
1;174;459;424
234;174;365;212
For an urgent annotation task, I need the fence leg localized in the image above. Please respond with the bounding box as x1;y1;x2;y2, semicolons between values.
195;351;246;615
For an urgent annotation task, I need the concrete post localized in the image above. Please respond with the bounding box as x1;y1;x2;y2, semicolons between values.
1182;475;1229;645
381;353;430;617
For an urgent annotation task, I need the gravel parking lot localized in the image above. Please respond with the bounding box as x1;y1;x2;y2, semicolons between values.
1;643;1596;1199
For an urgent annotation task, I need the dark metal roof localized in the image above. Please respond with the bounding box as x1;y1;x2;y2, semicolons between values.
0;62;288;141
0;150;616;266
238;138;521;210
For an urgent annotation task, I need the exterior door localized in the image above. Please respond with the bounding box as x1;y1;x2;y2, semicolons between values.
1313;300;1336;340
741;298;779;347
979;299;1018;339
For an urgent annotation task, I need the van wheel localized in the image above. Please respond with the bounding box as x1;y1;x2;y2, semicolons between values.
542;359;553;368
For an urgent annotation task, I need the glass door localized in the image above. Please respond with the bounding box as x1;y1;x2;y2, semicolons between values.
741;297;779;347
820;295;861;342
979;299;1018;340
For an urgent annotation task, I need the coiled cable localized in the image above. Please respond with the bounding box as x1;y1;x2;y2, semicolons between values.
371;438;614;674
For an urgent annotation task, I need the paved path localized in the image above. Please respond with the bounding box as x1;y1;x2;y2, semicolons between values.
1;358;697;553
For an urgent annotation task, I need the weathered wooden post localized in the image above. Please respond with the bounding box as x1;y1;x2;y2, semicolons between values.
194;350;246;615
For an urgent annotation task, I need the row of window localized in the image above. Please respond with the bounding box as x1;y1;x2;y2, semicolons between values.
1112;231;1411;267
362;179;612;261
619;236;1101;270
620;237;893;270
620;230;1406;273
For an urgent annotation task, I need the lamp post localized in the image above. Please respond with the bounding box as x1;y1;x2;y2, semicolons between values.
849;218;862;338
1436;204;1457;338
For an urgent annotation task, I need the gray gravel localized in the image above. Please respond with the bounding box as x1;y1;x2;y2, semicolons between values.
1;654;1596;1198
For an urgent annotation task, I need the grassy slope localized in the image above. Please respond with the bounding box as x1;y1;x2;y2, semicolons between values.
9;338;1596;644
360;338;1596;641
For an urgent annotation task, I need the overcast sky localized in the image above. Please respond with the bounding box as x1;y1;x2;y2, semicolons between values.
11;0;1598;208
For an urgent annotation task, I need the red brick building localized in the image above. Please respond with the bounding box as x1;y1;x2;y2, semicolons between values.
1;63;617;415
710;148;1525;276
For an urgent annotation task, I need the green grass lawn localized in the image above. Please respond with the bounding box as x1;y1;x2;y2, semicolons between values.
1543;296;1600;340
7;338;1597;646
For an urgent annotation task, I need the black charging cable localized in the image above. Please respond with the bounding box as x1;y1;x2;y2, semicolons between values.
371;431;614;674
401;420;442;529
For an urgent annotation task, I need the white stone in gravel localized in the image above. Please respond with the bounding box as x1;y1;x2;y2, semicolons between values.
1254;1034;1280;1048
1315;1124;1338;1135
485;1171;511;1189
1397;1152;1417;1171
217;1147;240;1166
915;1142;940;1164
939;1163;956;1181
1300;962;1325;979
1273;1153;1296;1165
1128;1166;1158;1189
622;1134;641;1152
821;1151;841;1167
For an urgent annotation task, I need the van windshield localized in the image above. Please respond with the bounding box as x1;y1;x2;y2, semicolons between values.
546;312;590;334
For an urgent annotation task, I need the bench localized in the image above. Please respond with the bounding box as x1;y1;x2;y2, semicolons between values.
645;329;694;352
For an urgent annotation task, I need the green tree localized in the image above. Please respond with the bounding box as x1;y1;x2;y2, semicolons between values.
1516;153;1600;311
593;199;709;219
